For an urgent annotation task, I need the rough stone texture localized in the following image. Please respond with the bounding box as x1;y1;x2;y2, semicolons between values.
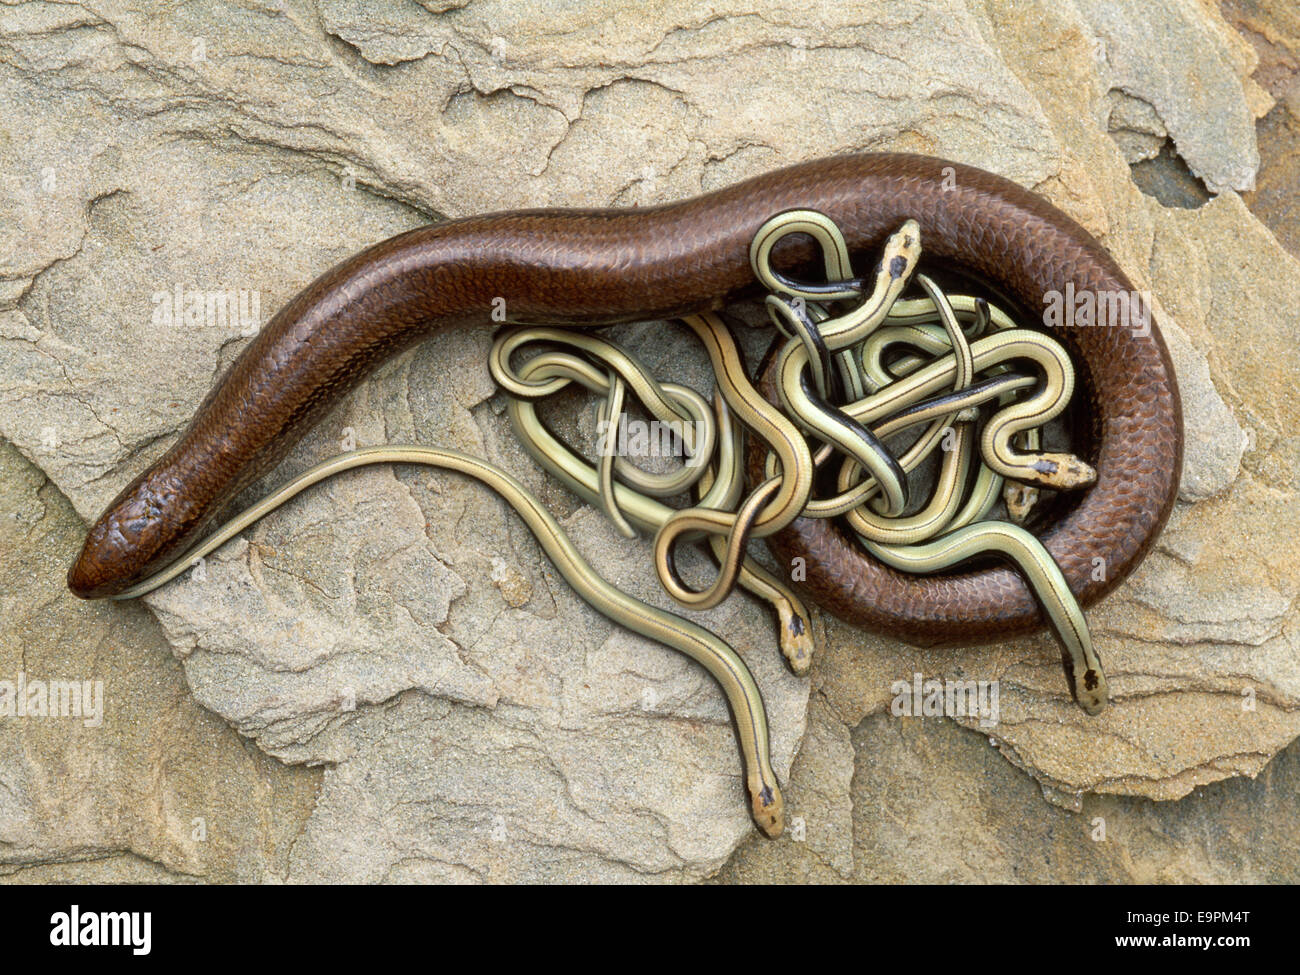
1226;0;1300;257
1079;0;1269;192
0;0;1295;883
717;710;1300;884
0;443;319;882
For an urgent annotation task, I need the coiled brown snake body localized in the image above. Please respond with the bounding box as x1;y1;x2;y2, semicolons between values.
67;153;1183;658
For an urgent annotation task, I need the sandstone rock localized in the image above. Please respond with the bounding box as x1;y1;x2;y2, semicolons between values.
0;0;1295;883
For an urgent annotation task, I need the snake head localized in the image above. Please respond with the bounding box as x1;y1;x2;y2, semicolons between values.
750;778;786;840
875;218;922;284
777;604;814;677
1025;451;1097;491
1062;647;1110;715
1003;481;1040;522
67;462;207;599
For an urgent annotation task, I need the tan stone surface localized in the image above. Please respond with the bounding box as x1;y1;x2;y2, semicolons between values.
0;0;1294;882
0;444;319;882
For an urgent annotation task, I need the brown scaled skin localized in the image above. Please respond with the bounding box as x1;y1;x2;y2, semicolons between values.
68;153;1182;656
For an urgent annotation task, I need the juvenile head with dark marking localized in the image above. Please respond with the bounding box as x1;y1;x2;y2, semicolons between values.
874;218;922;285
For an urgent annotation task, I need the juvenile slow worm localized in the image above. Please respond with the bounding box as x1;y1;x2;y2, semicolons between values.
98;444;785;836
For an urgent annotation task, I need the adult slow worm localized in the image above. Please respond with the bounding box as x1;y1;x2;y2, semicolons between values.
67;153;1183;655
